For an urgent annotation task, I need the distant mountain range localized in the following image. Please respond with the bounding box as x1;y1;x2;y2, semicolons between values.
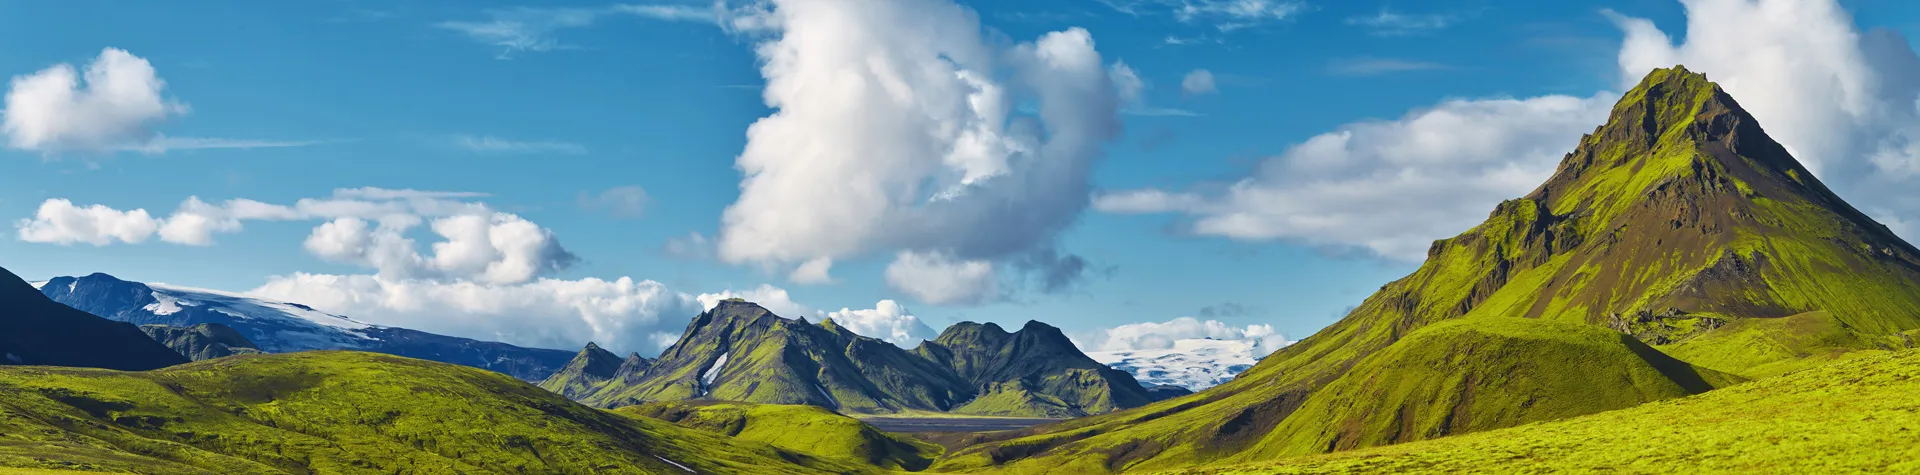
546;299;1155;417
36;273;574;381
1085;338;1258;391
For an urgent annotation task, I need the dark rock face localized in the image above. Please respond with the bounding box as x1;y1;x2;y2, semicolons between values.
1144;385;1194;402
561;300;1154;417
0;266;187;371
140;323;264;361
39;273;573;381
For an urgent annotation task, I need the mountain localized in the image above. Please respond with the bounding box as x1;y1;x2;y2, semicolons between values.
140;323;265;361
578;299;976;413
562;300;1153;418
1168;347;1920;474
0;266;186;371
617;401;941;471
936;66;1920;472
0;351;875;474
40;273;575;381
915;321;1153;417
537;342;631;399
1085;338;1259;391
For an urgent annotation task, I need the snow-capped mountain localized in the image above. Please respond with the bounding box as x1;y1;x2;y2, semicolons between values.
1086;338;1259;391
39;273;574;381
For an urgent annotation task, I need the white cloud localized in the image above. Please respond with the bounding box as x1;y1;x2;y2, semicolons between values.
713;0;1124;305
1100;0;1306;32
694;284;812;319
1;48;319;154
1097;93;1614;261
17;188;580;283
1181;69;1217;95
1327;57;1454;76
436;7;600;58
825;300;938;347
1346;9;1458;36
1078;316;1294;356
250;273;706;357
613;4;718;22
3;48;185;152
787;257;835;285
15;199;161;245
578;185;649;218
452;135;587;155
884;250;998;306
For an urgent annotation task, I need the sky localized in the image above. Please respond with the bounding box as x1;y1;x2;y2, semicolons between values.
2;0;1919;358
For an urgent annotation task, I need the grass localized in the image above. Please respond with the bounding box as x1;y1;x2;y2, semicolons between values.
1158;348;1920;474
616;401;942;471
0;351;871;474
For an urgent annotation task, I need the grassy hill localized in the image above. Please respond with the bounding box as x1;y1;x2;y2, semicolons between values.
932;65;1920;472
616;401;941;471
0;351;871;474
1158;347;1920;474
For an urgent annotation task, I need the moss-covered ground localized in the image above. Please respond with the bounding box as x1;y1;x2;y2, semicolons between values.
0;351;870;474
1156;348;1920;474
616;401;942;470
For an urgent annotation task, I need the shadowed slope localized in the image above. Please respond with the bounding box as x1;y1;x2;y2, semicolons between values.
0;266;187;371
139;323;264;361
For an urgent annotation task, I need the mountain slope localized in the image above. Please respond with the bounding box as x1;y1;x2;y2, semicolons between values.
0;266;186;371
581;300;974;413
537;342;629;399
1164;347;1920;474
41;273;574;381
139;323;264;361
617;401;942;471
935;65;1920;472
916;322;1154;417
0;351;870;474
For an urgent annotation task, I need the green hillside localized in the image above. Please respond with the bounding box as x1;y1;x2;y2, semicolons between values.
138;324;263;361
1160;347;1920;474
0;351;868;474
616;401;941;470
932;65;1920;472
917;322;1153;418
537;342;629;399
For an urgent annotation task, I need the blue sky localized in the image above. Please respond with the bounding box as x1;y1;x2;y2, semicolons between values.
3;0;1919;357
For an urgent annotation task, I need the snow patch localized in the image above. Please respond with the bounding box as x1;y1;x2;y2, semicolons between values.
68;281;76;293
28;281;47;290
1087;338;1258;391
702;352;729;389
149;283;374;330
142;291;196;315
653;455;695;473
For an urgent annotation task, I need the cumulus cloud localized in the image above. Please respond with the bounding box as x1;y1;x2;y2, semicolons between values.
825;300;939;347
714;0;1124;304
885;251;998;306
251;273;706;357
1181;69;1217;95
1096;93;1614;261
15;199;162;245
16;188;579;283
1078;316;1294;356
787;257;835;285
577;185;649;218
3;48;184;152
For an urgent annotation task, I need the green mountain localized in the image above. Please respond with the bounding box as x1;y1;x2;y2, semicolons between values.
617;401;941;471
932;66;1920;472
536;342;629;399
916;321;1153;417
1163;347;1920;474
580;299;975;413
0;351;874;474
564;300;1155;418
139;323;265;361
0;266;188;371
